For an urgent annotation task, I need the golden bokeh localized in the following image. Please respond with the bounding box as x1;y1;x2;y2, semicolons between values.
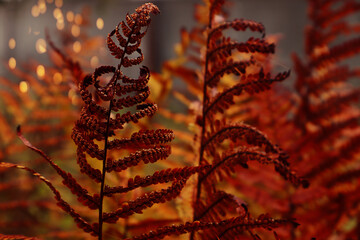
68;88;79;105
37;65;45;78
56;21;65;30
74;14;83;25
36;38;47;54
71;25;80;37
96;18;104;30
8;57;16;69
73;41;81;53
90;56;99;68
38;0;47;14
66;11;74;22
55;0;63;8
53;8;62;19
46;0;53;3
68;88;76;98
53;72;63;84
31;5;40;17
8;38;16;49
19;81;29;93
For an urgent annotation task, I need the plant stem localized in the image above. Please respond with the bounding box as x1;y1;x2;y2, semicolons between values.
190;12;213;240
98;100;114;240
97;23;135;240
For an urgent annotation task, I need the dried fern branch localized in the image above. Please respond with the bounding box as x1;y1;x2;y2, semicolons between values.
4;3;206;239
153;0;308;239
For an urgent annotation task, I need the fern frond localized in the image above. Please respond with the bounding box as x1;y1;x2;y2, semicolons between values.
307;66;360;96
309;89;360;122
310;37;360;68
45;31;84;84
207;38;275;62
310;0;360;28
0;162;96;236
0;233;40;240
109;103;158;127
107;31;124;59
305;132;360;179
129;215;294;240
194;190;247;222
212;214;298;240
200;148;274;183
201;148;308;188
203;122;282;154
306;22;360;54
205;70;290;115
103;129;174;151
104;165;210;196
209;19;266;40
17;126;100;210
105;145;171;173
325;168;360;188
288;2;360;236
209;0;225;24
102;179;188;223
206;58;256;87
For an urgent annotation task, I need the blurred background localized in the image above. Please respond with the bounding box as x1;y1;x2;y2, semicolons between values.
0;0;311;78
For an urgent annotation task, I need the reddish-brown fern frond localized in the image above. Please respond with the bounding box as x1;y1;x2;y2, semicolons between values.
285;0;360;238
0;162;96;236
104;165;210;196
0;16;99;234
194;190;248;222
69;3;188;238
0;233;40;240
4;3;204;239
129;214;295;240
155;1;307;239
102;178;187;223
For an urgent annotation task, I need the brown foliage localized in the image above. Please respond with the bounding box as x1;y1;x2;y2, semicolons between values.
2;0;359;239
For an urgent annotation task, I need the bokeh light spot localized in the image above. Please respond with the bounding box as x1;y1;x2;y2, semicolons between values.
71;25;80;37
19;81;29;93
53;8;62;19
55;0;63;8
38;0;47;14
90;56;99;68
74;14;83;25
96;18;104;30
37;65;45;78
66;11;74;22
8;38;16;49
53;72;63;84
31;5;40;17
56;21;64;30
36;38;47;54
8;57;16;69
73;41;81;53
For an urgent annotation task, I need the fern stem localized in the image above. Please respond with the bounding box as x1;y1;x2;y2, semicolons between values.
98;22;136;239
196;4;214;201
190;12;213;240
196;37;210;199
98;101;114;240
